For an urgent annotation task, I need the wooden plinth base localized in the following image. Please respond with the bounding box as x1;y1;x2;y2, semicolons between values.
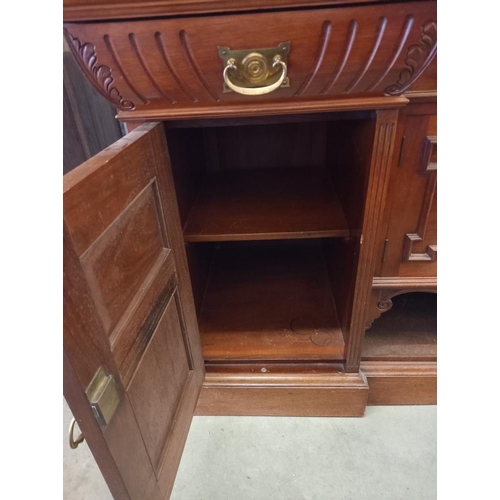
195;361;436;415
195;367;368;417
362;361;437;405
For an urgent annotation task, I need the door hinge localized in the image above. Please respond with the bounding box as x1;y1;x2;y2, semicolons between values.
382;238;389;263
86;368;120;430
397;136;406;168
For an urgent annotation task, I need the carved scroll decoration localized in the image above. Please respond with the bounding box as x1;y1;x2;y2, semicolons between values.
64;30;135;111
384;20;437;96
365;287;437;330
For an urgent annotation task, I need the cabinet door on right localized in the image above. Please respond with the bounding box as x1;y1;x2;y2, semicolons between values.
379;103;437;278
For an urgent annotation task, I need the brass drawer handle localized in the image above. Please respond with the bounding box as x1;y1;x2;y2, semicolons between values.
68;417;85;449
223;55;288;96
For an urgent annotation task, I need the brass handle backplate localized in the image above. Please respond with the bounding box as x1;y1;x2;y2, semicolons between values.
218;43;291;95
69;418;85;449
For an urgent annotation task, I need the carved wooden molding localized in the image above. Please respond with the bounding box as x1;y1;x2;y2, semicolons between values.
404;234;437;262
295;20;332;96
384;20;437;96
372;276;437;289
419;135;437;172
64;3;436;117
345;16;388;94
179;30;221;103
403;134;437;262
361;360;437;378
63;30;135;111
365;285;437;330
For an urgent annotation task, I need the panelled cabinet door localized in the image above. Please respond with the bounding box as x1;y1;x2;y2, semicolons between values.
63;122;204;500
377;103;437;277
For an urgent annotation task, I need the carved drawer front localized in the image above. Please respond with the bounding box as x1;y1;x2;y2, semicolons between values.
63;1;436;119
377;104;437;278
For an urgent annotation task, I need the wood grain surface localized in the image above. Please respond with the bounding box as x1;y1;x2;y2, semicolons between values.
199;240;345;362
184;168;350;242
64;1;436;120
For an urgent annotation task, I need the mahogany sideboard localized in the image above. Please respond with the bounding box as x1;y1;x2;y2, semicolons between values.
63;0;437;497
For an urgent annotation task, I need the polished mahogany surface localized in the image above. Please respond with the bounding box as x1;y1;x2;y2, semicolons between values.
64;0;415;22
63;4;437;493
64;1;436;120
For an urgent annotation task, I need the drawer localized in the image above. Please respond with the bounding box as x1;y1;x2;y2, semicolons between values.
64;1;436;120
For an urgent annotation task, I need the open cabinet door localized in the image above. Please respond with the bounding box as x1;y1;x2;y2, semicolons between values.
63;122;204;500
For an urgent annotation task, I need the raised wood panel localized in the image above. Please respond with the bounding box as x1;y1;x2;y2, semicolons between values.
403;179;436;262
402;133;437;262
64;130;163;256
104;396;157;499
127;290;192;474
376;103;437;277
80;182;169;335
63;1;436;120
112;255;177;385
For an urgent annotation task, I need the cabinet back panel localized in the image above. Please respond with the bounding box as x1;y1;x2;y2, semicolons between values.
205;121;328;172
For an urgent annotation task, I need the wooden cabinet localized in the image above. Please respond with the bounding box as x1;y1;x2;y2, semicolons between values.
63;1;437;498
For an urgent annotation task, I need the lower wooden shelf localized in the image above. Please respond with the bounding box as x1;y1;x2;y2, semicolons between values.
199;240;345;362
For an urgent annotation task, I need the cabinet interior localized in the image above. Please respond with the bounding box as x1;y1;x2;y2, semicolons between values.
362;292;437;362
165;112;377;365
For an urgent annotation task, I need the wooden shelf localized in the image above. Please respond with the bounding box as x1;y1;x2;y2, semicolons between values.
183;168;349;242
362;293;437;361
199;240;345;362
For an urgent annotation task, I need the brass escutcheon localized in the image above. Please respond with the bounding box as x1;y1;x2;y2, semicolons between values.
218;43;291;95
